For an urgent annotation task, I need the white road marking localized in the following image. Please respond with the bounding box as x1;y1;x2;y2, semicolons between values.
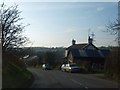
85;86;89;89
70;78;89;89
70;78;82;86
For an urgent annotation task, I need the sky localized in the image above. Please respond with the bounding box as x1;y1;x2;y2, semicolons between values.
1;0;119;47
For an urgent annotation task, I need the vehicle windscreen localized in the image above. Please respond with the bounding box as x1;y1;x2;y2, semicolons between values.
70;64;78;67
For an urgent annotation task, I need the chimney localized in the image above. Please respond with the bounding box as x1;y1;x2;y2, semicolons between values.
88;36;93;44
72;39;76;45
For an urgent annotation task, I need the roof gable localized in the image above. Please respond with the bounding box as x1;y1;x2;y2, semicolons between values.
82;43;98;50
71;49;80;58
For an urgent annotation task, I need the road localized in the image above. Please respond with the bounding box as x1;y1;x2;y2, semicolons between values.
28;68;119;89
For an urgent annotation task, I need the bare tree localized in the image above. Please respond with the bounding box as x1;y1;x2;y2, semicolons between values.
106;20;119;35
106;2;120;47
106;18;120;47
0;3;30;52
106;20;120;47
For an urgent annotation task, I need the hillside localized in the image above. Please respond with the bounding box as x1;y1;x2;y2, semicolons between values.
2;53;33;88
24;47;66;53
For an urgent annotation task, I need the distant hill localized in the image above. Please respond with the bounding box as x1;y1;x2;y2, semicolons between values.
24;47;66;53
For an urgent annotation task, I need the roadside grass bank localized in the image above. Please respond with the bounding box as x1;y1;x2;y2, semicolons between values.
2;53;34;88
95;74;120;84
104;47;120;84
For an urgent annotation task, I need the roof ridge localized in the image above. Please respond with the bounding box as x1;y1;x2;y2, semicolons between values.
66;43;88;50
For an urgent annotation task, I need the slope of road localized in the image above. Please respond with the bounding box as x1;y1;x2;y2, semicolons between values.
27;68;119;89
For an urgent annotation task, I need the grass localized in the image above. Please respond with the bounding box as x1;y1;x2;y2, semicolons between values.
2;54;34;88
94;73;120;84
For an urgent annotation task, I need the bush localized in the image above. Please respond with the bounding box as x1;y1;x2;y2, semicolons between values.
104;47;120;82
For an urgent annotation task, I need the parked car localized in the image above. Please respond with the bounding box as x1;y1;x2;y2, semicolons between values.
61;64;66;72
42;63;51;70
65;63;80;73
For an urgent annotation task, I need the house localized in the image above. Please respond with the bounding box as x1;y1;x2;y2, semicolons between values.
65;36;110;71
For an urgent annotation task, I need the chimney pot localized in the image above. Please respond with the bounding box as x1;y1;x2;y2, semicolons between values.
88;36;93;44
72;39;76;45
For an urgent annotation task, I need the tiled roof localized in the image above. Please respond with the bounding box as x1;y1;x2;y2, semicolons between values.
70;48;110;59
66;43;110;60
66;43;88;50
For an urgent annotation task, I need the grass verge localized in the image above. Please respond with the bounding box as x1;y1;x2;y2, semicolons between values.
2;54;34;88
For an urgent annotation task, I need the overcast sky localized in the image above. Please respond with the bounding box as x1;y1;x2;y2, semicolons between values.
1;0;119;47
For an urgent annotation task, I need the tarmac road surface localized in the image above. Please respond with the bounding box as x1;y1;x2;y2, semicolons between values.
28;68;119;89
